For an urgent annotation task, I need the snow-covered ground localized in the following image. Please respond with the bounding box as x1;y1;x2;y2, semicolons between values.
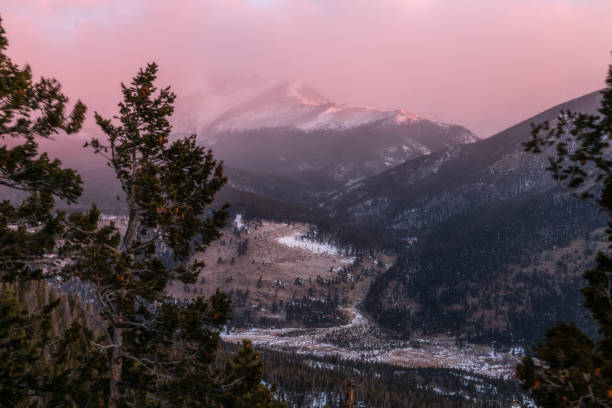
276;232;349;260
234;214;245;229
223;306;521;379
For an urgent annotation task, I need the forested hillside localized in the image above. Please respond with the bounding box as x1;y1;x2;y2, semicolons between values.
318;91;609;343
221;343;522;408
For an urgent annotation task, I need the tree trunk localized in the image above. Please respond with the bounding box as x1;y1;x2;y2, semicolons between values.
109;326;123;408
111;173;133;407
123;207;137;250
343;380;355;408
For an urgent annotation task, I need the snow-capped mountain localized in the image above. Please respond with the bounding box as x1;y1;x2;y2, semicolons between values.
202;80;427;135
174;78;479;193
177;79;477;140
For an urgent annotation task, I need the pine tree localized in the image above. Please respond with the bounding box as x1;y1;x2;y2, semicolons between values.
0;15;107;407
518;59;612;407
0;16;85;283
62;63;282;407
0;288;57;406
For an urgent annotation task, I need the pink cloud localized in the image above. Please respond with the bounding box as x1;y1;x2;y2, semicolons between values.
2;0;612;136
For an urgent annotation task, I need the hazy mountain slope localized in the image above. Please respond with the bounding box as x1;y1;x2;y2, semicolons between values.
321;90;603;233
193;80;444;135
210;119;476;193
28;77;478;213
22;133;386;250
321;90;608;343
176;79;478;194
26;135;316;219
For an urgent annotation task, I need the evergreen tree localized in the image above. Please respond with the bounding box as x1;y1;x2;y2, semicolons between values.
518;59;612;407
62;63;282;407
0;288;58;406
0;16;106;407
0;16;85;283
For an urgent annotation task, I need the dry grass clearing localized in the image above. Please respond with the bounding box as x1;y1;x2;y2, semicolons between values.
167;217;392;324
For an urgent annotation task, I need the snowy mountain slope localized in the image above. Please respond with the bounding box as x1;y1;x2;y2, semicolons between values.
173;78;479;192
320;90;604;231
202;80;430;135
182;79;479;141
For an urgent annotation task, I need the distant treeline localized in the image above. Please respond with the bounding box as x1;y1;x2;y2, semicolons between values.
220;343;522;408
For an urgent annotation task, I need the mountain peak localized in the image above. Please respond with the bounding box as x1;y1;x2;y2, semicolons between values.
282;80;330;106
173;76;476;139
389;109;420;125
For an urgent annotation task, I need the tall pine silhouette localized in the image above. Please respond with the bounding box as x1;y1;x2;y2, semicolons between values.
0;15;107;407
61;63;282;407
518;59;612;407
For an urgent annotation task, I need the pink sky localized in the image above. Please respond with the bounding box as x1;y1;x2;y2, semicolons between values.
3;0;612;137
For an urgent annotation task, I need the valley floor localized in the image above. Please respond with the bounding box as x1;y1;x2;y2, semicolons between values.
223;305;521;379
102;212;522;380
196;217;523;379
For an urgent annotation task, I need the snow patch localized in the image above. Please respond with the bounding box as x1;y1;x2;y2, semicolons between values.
276;233;342;257
234;214;245;229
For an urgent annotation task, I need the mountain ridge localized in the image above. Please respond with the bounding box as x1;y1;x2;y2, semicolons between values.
320;89;609;343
